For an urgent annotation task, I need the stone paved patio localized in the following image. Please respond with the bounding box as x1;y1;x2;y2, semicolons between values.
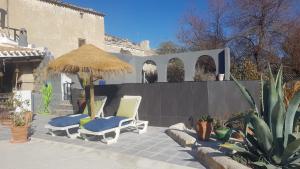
0;115;206;169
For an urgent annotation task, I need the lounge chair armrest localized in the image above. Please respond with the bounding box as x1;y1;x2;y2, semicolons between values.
103;116;114;119
118;118;134;127
69;114;82;117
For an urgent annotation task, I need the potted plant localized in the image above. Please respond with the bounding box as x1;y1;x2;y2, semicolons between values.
10;111;32;143
214;119;231;141
9;94;32;143
197;115;213;141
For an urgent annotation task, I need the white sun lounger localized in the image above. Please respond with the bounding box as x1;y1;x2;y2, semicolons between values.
78;95;148;144
45;96;107;139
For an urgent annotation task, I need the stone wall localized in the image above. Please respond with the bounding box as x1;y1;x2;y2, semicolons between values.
0;0;105;57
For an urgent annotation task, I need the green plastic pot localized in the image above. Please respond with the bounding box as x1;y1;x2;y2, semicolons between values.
214;127;231;141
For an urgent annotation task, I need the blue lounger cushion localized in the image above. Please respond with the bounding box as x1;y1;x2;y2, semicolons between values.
83;116;128;132
48;114;89;127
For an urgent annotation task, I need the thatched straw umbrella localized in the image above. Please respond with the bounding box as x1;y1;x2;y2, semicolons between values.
48;44;132;119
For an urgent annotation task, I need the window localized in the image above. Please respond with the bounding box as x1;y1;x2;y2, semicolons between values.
78;38;86;47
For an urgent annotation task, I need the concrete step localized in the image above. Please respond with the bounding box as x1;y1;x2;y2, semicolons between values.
56;104;74;110
59;100;73;105
53;109;75;116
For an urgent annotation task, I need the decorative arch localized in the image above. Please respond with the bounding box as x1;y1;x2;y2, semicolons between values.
167;58;185;82
194;55;216;81
142;60;158;83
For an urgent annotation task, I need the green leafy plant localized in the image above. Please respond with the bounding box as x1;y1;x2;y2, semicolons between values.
213;119;223;129
4;94;30;127
220;65;300;169
225;112;245;131
198;115;214;122
214;119;232;142
40;83;53;114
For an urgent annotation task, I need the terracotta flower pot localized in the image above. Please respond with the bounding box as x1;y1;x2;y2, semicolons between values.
231;131;244;141
10;126;29;143
10;111;32;144
197;121;213;141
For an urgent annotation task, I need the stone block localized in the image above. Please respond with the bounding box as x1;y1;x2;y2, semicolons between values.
196;146;251;169
166;128;196;147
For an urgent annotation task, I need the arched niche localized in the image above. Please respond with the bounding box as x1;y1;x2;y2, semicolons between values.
194;55;216;81
167;58;185;82
142;60;158;83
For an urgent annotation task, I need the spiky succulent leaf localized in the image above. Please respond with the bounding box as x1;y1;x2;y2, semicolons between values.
284;91;300;147
261;75;265;114
231;74;258;112
252;162;278;169
271;95;285;164
285;155;300;168
267;64;278;130
275;66;282;88
219;143;248;153
275;66;284;102
245;133;265;156
262;77;270;122
249;113;273;155
281;139;300;165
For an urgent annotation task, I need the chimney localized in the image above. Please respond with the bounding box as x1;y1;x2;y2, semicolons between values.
140;40;150;50
18;28;28;47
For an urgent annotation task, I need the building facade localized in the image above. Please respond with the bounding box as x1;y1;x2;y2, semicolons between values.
0;0;105;57
104;34;156;57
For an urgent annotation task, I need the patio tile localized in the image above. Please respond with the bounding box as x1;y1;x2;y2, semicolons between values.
24;115;206;168
122;148;142;155
151;153;172;162
135;150;156;158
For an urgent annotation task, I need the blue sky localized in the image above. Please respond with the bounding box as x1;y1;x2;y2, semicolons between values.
63;0;209;49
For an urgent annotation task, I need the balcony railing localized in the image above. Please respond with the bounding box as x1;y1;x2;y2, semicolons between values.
2;26;20;41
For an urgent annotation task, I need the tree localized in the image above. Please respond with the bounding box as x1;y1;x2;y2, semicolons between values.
282;21;300;74
177;0;228;50
194;56;216;81
230;58;260;80
167;58;184;82
228;0;293;68
156;41;185;55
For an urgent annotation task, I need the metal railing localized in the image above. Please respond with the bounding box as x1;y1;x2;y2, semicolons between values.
3;26;19;41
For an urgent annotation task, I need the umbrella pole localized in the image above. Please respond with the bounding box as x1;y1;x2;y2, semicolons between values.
90;72;95;119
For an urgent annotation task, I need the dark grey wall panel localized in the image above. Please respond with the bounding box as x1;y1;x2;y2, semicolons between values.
207;81;260;120
80;81;260;127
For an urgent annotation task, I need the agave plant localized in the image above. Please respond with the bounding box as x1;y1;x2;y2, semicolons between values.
220;65;300;168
